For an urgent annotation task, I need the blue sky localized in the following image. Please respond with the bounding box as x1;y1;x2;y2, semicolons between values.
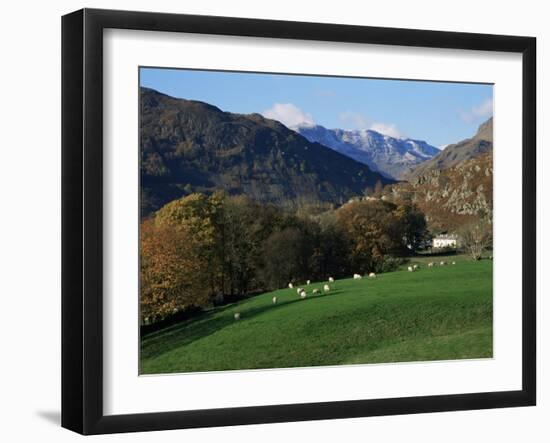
140;67;493;147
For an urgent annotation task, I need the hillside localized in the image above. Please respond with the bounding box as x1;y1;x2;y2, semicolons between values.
406;118;493;179
141;259;492;373
295;123;439;179
383;152;493;231
140;88;393;215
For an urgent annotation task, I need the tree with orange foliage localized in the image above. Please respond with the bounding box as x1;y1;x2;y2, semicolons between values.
140;219;208;325
154;192;227;298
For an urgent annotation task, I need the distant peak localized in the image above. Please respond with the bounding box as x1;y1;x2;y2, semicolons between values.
294;123;440;179
474;117;493;142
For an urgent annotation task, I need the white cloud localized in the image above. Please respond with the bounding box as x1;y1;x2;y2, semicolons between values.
369;122;404;139
339;111;404;138
459;98;493;123
261;103;315;128
339;111;371;130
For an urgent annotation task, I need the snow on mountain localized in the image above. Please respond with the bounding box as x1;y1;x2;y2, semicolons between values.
293;123;440;180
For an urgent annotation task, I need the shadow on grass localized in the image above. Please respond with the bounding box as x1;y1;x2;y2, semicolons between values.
140;289;345;361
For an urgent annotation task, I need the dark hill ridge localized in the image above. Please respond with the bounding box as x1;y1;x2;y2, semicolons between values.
406;117;493;179
140;87;393;215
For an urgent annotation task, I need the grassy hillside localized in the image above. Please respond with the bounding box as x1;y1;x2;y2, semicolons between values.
140;258;492;374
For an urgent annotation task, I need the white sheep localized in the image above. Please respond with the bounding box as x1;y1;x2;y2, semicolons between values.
288;283;293;289
297;287;303;294
413;264;419;270
440;261;446;266
369;272;376;278
408;266;414;272
328;277;334;283
323;284;330;292
234;313;241;321
312;288;320;295
353;273;362;279
306;280;311;285
428;262;434;267
452;261;456;265
272;296;278;304
300;290;307;299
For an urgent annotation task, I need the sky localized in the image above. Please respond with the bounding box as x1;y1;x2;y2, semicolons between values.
140;67;493;147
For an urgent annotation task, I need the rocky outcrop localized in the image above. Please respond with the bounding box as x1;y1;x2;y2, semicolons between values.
384;153;492;232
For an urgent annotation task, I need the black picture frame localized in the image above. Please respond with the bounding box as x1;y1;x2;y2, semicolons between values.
62;8;537;435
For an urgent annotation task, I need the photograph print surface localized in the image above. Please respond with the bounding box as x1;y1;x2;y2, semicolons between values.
139;68;493;375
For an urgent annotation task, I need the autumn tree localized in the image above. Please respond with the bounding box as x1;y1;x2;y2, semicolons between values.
140;219;208;324
155;192;225;297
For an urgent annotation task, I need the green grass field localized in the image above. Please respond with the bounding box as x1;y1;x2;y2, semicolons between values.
140;255;493;374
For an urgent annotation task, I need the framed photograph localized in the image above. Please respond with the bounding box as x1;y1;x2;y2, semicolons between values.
62;8;536;435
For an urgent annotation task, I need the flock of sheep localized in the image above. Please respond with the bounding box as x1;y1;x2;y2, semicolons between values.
285;277;339;302
233;272;377;321
233;260;458;321
407;260;457;272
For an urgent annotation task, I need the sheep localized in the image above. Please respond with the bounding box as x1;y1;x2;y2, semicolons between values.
408;266;414;272
428;262;434;267
452;261;456;265
328;277;334;283
440;261;446;266
312;288;320;295
413;264;419;270
353;273;362;279
272;296;278;304
306;280;311;285
323;284;330;292
368;272;376;278
288;283;293;289
234;313;241;321
296;287;303;294
300;290;307;299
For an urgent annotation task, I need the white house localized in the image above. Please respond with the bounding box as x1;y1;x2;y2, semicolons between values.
432;234;458;249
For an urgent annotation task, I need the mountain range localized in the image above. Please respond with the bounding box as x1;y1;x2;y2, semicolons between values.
294;124;440;180
140;87;393;216
140;87;493;230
